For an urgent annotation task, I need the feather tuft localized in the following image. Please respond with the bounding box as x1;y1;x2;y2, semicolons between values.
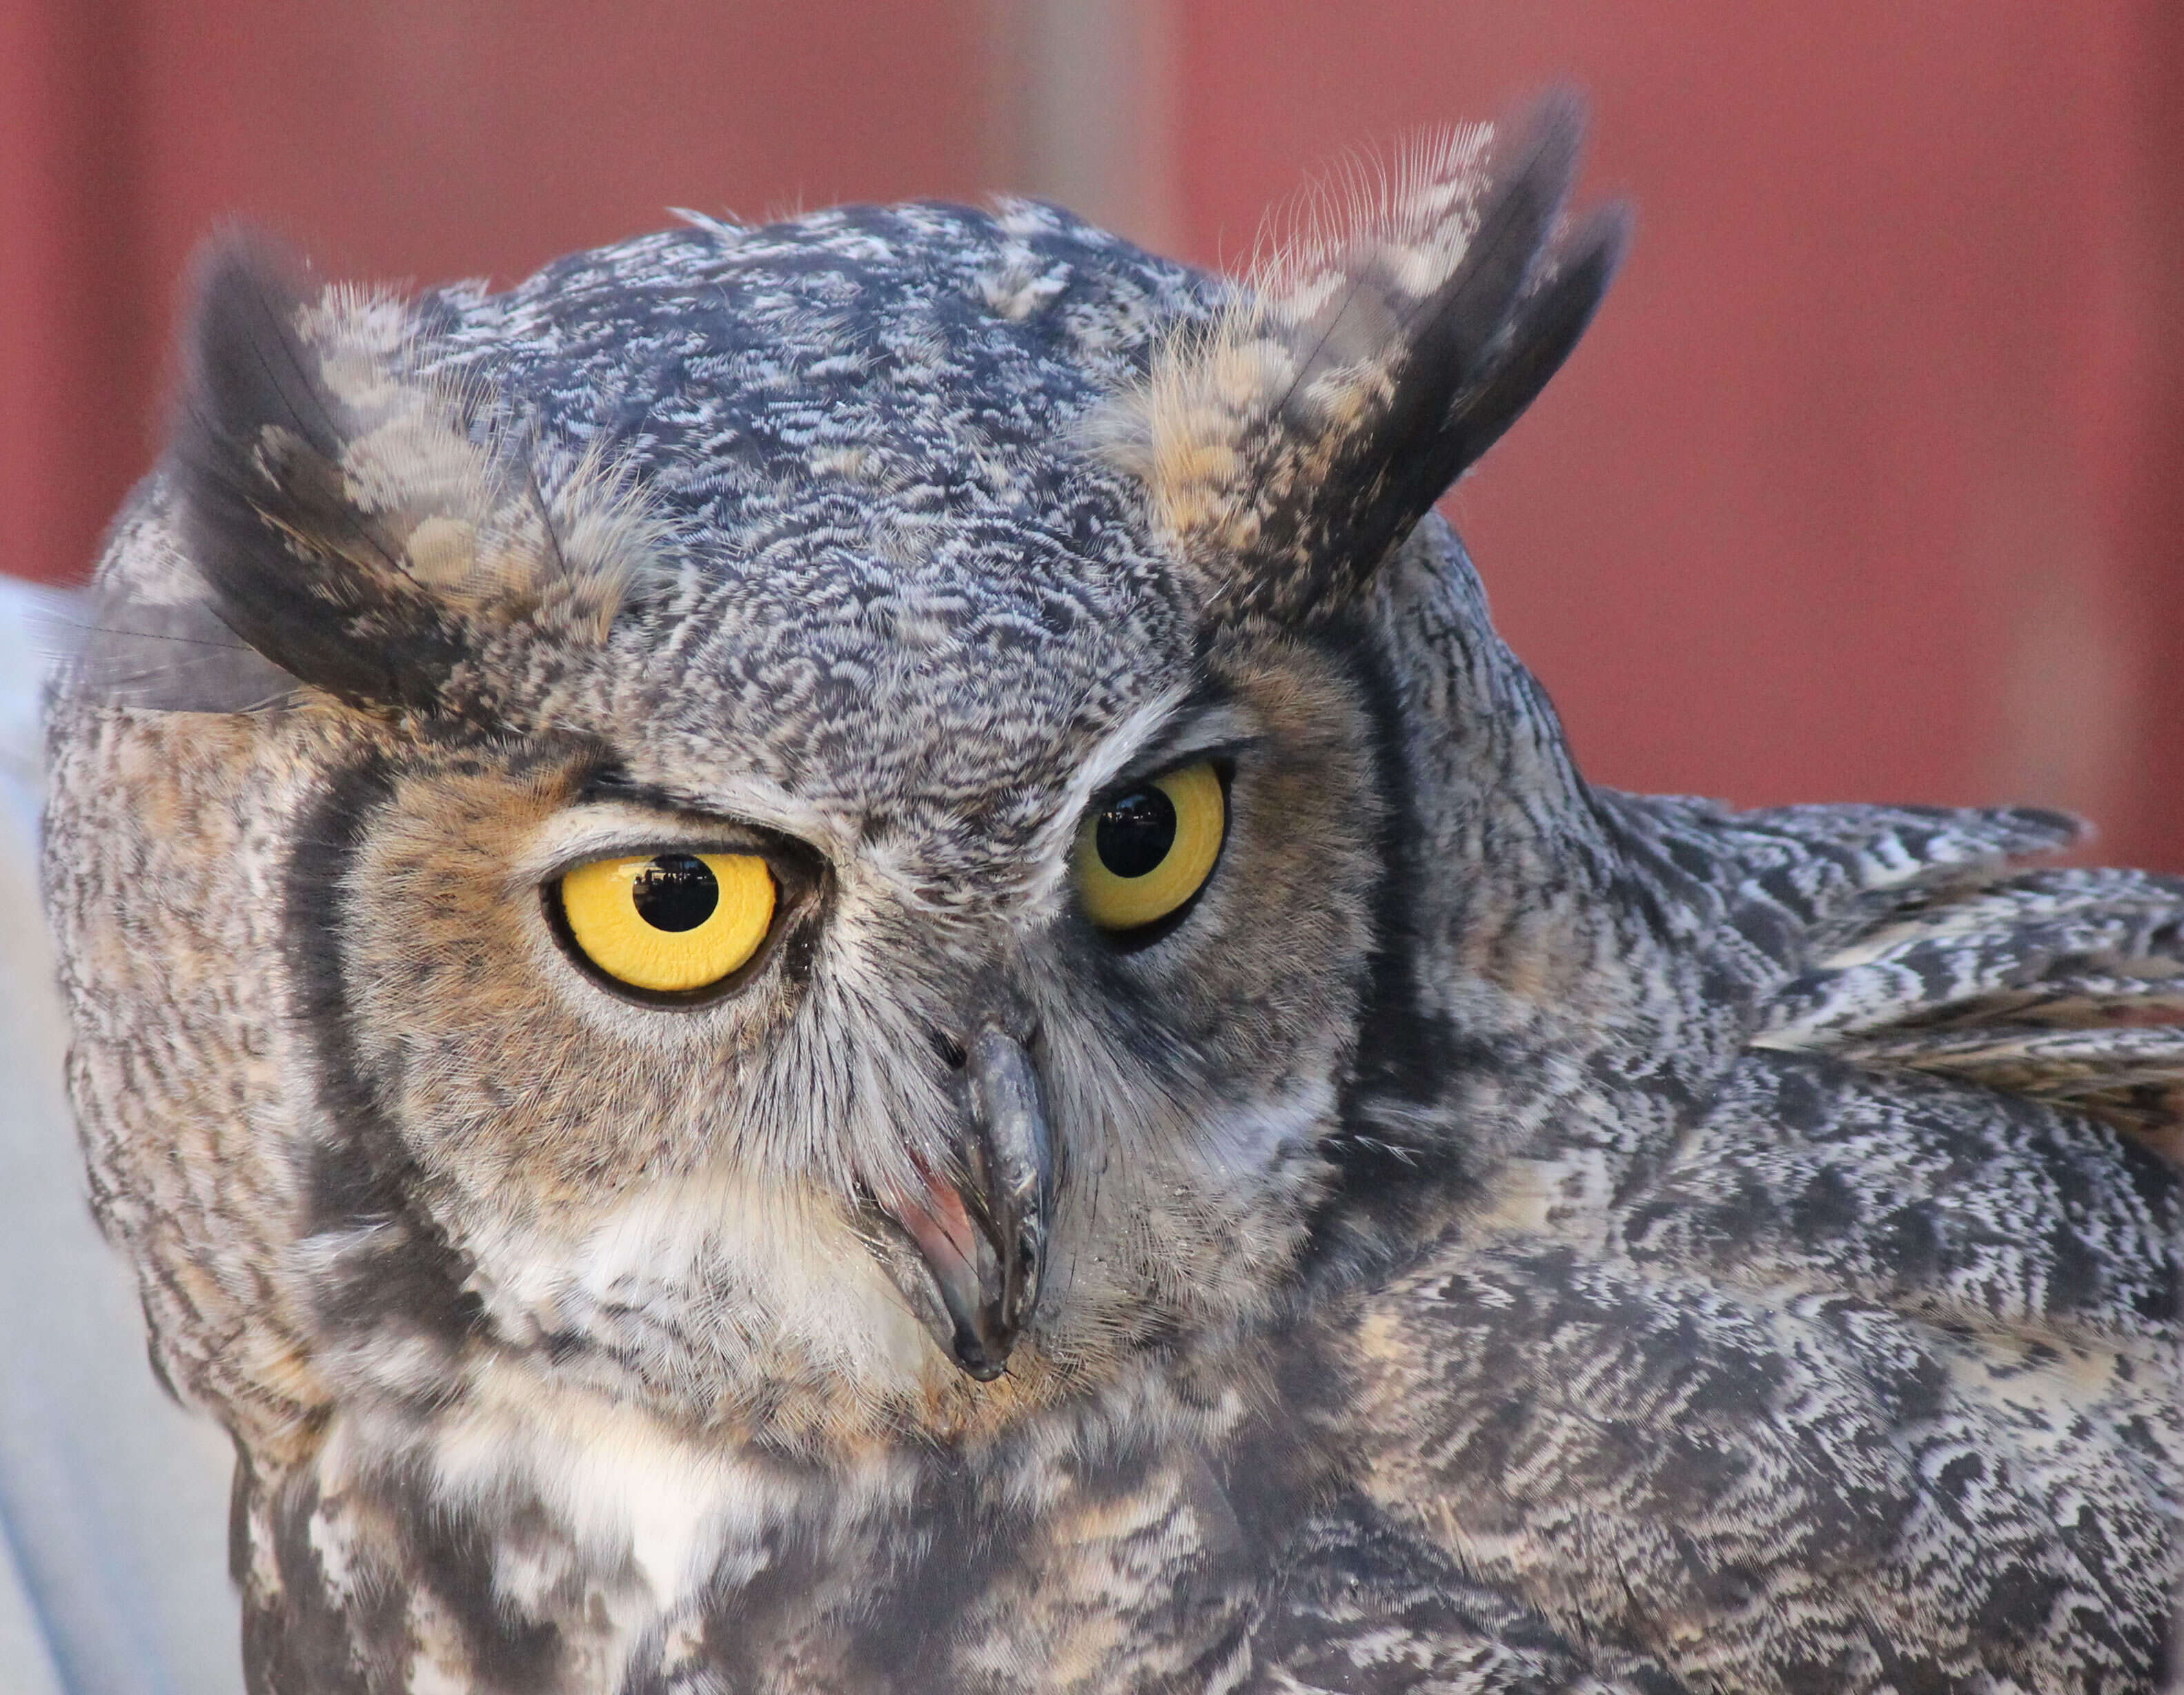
1090;90;1627;623
173;233;671;718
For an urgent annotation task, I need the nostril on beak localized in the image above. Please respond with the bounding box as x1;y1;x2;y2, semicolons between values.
930;1029;967;1071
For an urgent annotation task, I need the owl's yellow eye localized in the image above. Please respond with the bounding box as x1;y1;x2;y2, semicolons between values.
1076;761;1226;933
555;852;776;995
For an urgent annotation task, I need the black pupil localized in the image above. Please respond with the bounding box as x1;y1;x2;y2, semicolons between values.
631;854;720;932
1095;787;1176;880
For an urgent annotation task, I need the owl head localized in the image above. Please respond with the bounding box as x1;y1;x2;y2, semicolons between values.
53;97;1624;1456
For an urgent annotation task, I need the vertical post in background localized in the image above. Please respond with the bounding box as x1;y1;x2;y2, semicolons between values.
984;0;1180;255
0;0;147;587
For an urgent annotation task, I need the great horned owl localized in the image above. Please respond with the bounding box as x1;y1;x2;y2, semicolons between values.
39;96;2184;1694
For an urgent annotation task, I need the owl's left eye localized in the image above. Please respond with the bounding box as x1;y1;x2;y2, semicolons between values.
551;851;777;997
1076;761;1228;935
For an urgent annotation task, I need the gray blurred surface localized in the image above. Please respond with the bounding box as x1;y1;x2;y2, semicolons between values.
0;577;240;1694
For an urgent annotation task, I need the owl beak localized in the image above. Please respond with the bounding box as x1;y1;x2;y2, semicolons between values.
880;1021;1052;1382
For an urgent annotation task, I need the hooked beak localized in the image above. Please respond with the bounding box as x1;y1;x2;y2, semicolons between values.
878;1021;1053;1381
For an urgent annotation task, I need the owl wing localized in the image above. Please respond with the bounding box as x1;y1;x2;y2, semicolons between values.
1322;822;2183;1691
1332;1107;2178;1689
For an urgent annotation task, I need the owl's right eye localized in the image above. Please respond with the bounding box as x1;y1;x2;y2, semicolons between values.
552;851;777;997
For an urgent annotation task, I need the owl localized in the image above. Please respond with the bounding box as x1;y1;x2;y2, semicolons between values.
40;94;2184;1694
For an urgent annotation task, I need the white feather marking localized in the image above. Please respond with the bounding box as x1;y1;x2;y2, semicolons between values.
509;789;852;890
1028;687;1201;914
464;1170;942;1415
422;1362;914;1607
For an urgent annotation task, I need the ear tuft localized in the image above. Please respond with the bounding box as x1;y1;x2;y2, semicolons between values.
1093;91;1628;624
174;233;667;718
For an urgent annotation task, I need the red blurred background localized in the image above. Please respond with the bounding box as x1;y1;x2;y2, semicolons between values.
6;1;2181;865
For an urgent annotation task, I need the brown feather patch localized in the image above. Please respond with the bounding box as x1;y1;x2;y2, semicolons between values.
297;283;667;642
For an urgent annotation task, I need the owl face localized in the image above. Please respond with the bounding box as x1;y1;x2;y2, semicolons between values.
88;101;1618;1451
308;560;1384;1438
